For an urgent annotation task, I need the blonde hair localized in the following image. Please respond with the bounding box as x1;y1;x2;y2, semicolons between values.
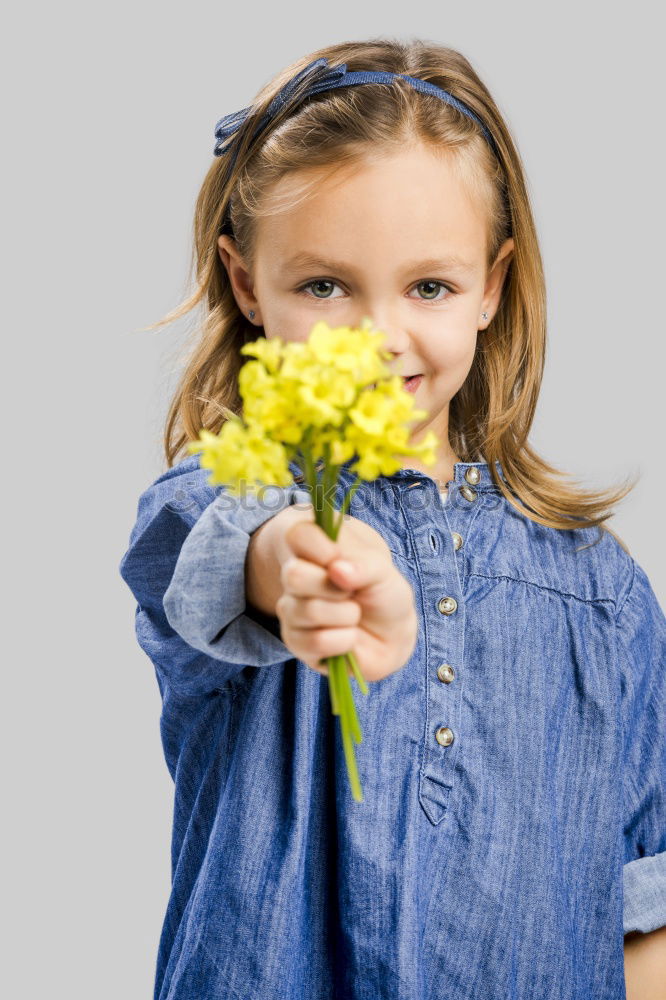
143;37;636;551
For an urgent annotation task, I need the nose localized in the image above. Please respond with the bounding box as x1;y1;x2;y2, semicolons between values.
379;332;410;374
359;314;411;358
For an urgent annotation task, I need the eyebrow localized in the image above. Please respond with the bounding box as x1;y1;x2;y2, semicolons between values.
282;252;477;275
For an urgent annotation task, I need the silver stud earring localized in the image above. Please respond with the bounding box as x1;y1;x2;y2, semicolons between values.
248;310;255;320
482;312;488;321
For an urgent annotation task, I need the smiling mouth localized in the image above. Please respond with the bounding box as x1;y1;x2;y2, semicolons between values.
402;374;423;393
368;374;422;389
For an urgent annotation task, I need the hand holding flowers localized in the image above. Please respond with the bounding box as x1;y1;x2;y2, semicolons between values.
272;505;419;684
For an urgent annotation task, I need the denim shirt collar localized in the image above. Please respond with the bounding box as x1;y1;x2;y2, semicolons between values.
288;456;506;491
384;460;506;489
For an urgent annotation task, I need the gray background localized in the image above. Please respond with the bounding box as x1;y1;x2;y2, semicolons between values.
4;3;663;996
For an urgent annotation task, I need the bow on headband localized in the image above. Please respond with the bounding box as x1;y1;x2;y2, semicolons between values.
213;58;345;159
213;56;498;162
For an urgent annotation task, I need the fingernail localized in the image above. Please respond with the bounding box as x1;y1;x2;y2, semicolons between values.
333;559;355;575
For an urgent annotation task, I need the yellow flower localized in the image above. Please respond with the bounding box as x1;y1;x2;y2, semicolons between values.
296;369;357;427
187;418;291;495
306;320;391;384
191;320;440;496
240;335;285;373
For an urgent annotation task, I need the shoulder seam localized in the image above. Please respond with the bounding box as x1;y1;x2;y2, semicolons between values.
615;557;637;621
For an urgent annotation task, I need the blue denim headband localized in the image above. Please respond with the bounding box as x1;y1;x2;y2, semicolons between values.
213;56;499;164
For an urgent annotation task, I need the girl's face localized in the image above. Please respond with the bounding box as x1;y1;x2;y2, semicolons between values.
219;143;513;472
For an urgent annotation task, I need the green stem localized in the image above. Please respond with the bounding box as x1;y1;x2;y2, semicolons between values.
322;442;332;536
347;649;369;696
337;661;363;802
333;474;362;540
339;656;363;744
301;441;322;529
326;655;340;715
322;442;341;539
296;440;367;802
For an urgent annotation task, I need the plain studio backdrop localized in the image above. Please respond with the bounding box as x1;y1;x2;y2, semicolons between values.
2;2;663;996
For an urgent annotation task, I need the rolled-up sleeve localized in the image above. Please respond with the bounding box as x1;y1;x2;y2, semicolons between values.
163;484;312;669
616;559;666;934
119;474;311;697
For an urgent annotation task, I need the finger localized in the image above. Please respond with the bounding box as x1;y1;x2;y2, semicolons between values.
306;658;355;678
276;593;361;629
325;550;392;595
284;518;391;595
281;556;353;599
281;624;360;663
283;518;345;570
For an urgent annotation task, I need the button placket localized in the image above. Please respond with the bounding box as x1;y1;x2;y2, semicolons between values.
417;468;487;827
434;593;457;748
395;474;468;828
419;573;465;827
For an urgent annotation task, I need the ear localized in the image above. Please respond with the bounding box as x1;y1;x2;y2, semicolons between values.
479;237;514;330
217;235;262;325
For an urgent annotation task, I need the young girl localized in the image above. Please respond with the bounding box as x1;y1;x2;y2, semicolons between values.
119;39;666;999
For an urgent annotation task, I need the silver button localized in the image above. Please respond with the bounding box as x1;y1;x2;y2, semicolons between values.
451;531;463;551
465;467;481;485
460;485;477;502
437;663;455;683
435;726;455;747
437;596;458;615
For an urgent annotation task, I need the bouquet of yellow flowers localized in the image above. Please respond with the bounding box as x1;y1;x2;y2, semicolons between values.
187;318;438;801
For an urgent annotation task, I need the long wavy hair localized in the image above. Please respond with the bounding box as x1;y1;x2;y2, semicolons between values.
143;36;637;551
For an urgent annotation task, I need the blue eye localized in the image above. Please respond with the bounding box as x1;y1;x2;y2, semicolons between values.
297;279;342;299
412;280;451;301
295;278;454;302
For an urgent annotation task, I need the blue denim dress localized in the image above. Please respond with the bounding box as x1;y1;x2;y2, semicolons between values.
119;454;666;1000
